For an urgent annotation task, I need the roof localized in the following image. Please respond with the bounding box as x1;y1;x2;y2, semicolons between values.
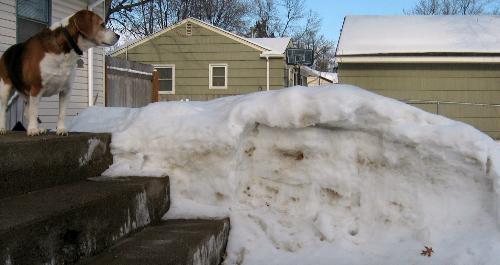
246;38;291;54
300;66;337;83
336;16;500;57
111;18;288;57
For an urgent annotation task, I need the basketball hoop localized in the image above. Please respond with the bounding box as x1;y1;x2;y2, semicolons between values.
286;48;314;66
286;48;314;86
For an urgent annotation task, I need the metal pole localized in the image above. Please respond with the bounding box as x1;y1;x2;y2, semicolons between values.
297;64;301;86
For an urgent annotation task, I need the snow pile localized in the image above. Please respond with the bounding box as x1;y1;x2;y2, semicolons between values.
71;85;500;265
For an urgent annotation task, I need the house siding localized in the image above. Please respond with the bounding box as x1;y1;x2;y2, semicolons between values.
0;0;105;130
338;62;500;138
116;23;287;101
0;0;16;54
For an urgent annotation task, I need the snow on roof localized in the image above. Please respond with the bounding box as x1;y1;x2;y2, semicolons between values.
337;16;500;56
300;66;338;83
246;37;291;54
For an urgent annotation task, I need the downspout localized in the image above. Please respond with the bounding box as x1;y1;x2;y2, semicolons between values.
87;0;105;106
266;55;270;91
260;53;284;91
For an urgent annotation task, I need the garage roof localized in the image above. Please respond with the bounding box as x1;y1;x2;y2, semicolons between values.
337;16;500;56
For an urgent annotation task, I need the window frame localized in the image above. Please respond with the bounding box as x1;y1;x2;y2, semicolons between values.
16;0;52;43
209;63;228;89
154;64;176;95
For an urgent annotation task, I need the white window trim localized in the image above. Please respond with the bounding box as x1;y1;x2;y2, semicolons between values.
209;63;228;89
154;64;175;95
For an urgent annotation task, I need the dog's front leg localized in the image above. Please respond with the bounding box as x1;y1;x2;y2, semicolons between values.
56;89;70;136
27;93;46;136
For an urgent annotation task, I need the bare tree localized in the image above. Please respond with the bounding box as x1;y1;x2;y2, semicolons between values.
293;11;335;71
164;0;250;33
105;0;171;39
106;0;250;39
249;0;277;37
405;0;440;14
104;0;153;23
405;0;498;14
248;0;305;37
277;0;305;37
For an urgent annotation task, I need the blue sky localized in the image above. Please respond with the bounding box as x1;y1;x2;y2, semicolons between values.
305;0;417;42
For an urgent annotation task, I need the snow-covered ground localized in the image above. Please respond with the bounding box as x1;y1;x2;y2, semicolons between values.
71;85;500;265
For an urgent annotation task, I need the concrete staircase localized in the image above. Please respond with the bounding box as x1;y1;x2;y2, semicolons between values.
0;132;229;265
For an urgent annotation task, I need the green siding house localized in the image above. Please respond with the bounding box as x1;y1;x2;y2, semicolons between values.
110;18;293;101
336;16;500;138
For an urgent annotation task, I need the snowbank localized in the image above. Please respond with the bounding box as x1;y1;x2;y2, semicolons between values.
71;85;500;265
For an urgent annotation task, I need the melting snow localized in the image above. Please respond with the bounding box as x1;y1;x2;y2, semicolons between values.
79;138;105;167
70;85;500;265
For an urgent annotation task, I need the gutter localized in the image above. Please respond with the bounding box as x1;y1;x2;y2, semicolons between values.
87;0;105;106
336;55;500;64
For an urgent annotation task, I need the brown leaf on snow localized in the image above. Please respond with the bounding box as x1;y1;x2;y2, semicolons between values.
420;246;434;257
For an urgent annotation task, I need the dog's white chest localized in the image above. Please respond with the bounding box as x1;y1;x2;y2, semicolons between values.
40;53;77;96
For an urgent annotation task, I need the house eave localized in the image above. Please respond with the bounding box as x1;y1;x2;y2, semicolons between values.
335;55;500;64
260;53;285;58
110;18;271;57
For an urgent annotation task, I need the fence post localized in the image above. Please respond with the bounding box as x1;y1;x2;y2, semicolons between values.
152;69;159;102
437;101;440;115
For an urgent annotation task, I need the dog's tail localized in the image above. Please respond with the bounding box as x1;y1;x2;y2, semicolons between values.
7;91;19;110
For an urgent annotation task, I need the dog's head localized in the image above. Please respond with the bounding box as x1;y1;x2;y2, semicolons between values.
69;10;120;49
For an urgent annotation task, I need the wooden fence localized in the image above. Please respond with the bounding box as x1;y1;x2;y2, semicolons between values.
105;56;159;107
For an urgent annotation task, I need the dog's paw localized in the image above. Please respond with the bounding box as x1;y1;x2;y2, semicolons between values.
0;128;6;135
56;127;68;136
27;127;46;136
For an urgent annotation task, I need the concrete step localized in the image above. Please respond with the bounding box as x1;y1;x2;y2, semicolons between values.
80;219;230;265
0;177;170;265
0;132;113;199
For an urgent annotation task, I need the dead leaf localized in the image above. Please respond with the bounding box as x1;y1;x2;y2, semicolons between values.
420;246;434;257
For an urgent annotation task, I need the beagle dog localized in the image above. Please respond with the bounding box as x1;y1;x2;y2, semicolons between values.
0;10;119;136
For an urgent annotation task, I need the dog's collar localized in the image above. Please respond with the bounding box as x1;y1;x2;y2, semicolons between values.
61;27;83;56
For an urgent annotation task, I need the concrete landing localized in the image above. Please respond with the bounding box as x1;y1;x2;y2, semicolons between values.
0;177;170;265
0;132;113;198
80;219;230;265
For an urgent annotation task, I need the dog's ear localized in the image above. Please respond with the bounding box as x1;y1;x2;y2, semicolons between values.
70;10;101;38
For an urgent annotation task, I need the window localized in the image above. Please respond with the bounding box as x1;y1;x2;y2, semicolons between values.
209;64;228;89
156;65;175;94
17;0;51;43
186;23;192;36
